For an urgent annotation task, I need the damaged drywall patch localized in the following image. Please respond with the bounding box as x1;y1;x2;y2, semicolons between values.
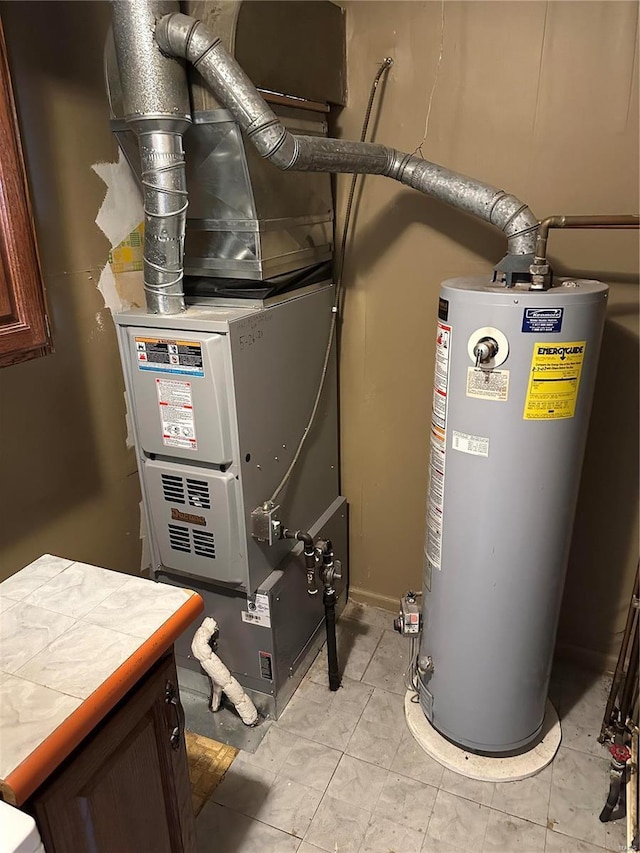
93;148;142;248
92;149;145;312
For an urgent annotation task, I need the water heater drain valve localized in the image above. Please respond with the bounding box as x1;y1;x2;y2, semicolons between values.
394;591;422;635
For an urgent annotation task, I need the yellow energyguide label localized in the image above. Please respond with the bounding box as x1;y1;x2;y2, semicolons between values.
524;341;586;420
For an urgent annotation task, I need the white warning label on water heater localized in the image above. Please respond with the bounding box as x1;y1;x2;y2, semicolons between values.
452;430;489;457
156;378;197;451
425;322;451;572
466;367;510;401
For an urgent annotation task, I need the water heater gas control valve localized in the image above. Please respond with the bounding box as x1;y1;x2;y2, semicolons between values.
394;591;422;635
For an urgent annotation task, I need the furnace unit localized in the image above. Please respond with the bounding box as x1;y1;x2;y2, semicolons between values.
111;0;349;718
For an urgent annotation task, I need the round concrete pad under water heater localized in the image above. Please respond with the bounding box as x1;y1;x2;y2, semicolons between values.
404;693;561;782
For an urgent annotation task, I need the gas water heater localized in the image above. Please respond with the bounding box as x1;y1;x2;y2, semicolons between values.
418;277;608;753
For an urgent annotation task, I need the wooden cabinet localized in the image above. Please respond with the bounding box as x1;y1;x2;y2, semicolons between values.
0;18;51;367
30;652;196;853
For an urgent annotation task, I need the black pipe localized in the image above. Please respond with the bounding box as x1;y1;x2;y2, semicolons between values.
283;530;340;688
283;528;318;594
321;540;340;691
324;585;341;692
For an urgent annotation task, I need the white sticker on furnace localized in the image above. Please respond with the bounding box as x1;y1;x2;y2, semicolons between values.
241;593;271;628
452;430;489;458
466;367;509;401
156;378;197;451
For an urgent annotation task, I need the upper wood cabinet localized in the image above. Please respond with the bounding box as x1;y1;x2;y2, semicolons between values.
0;18;51;367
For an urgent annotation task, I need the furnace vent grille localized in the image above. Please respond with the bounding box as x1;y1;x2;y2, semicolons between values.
193;530;216;559
162;474;185;505
161;474;212;510
167;524;216;559
187;478;211;509
168;523;190;552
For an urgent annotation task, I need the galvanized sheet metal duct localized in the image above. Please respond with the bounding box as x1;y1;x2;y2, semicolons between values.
111;0;191;314
155;12;538;261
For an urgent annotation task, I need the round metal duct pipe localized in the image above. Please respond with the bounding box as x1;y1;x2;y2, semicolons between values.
111;0;192;315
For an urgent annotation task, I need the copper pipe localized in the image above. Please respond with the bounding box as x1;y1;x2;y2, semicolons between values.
535;214;640;264
600;565;639;742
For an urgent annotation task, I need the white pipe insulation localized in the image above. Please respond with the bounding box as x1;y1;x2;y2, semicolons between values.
191;617;259;726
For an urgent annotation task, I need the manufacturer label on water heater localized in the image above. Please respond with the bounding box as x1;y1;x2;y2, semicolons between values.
522;307;564;333
425;321;451;572
523;341;586;420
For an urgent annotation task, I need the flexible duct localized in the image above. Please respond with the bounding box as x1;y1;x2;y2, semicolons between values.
111;0;191;314
155;12;538;261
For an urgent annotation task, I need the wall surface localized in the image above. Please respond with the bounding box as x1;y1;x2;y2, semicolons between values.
335;0;639;668
0;2;142;580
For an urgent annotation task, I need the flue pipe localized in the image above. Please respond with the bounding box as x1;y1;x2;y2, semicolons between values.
155;13;538;263
112;0;191;314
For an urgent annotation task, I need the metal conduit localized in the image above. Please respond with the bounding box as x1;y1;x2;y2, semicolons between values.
155;13;539;260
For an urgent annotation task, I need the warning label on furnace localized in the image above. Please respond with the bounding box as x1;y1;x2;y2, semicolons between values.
136;337;204;377
425;321;451;572
466;367;510;402
524;341;586;420
156;378;197;450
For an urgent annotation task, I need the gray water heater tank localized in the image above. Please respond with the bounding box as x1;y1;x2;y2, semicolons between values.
419;276;608;754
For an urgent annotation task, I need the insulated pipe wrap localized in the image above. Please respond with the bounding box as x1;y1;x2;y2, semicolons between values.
155;12;538;257
191;617;259;726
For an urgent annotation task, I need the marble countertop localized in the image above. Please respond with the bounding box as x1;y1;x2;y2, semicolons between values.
0;555;203;805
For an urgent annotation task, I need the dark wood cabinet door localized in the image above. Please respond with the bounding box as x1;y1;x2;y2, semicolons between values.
32;653;196;853
0;18;51;367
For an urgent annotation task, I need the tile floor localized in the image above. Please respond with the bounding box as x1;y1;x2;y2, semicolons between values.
196;601;627;853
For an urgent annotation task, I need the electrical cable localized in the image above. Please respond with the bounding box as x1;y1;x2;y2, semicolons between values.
268;57;393;504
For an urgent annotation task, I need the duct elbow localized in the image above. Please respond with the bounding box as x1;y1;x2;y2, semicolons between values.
155;12;194;60
491;194;538;256
156;11;297;171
